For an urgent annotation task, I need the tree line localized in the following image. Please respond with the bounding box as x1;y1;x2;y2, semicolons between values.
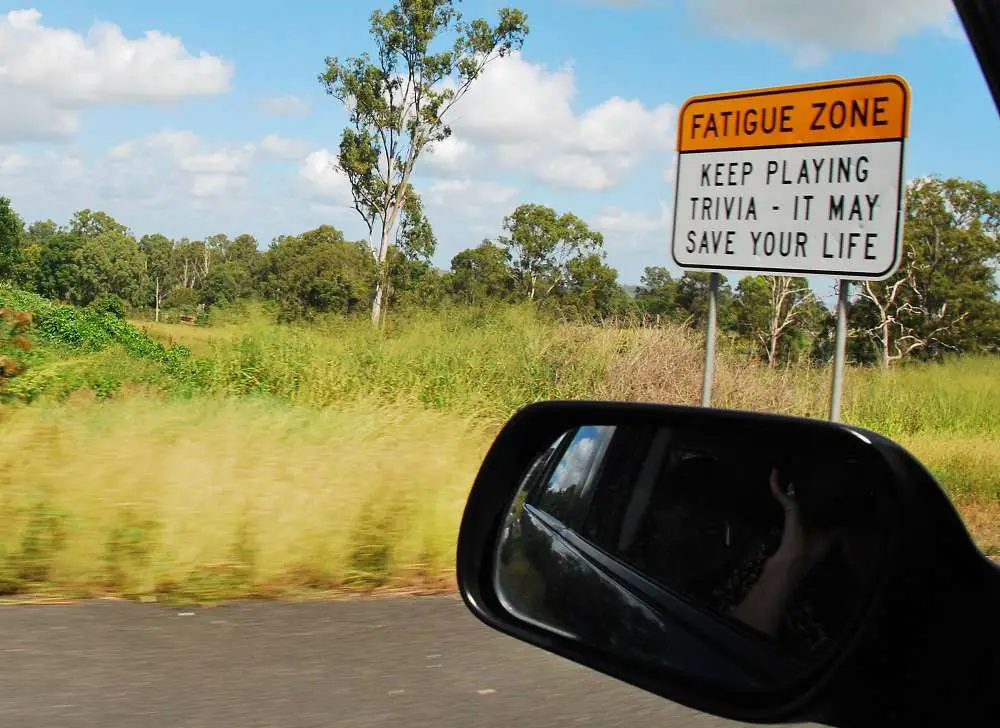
1;173;998;368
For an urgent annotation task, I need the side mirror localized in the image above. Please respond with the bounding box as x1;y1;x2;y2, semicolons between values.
456;401;1000;727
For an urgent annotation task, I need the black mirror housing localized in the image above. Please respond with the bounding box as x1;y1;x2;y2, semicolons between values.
456;401;1000;727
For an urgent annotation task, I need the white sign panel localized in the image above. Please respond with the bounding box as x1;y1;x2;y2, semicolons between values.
671;75;911;281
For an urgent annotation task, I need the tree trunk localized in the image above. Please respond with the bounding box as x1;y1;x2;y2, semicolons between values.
155;277;161;323
881;319;891;369
768;330;779;368
370;226;393;327
371;279;386;326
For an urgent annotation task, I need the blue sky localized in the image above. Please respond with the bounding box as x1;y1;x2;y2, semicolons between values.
0;0;996;293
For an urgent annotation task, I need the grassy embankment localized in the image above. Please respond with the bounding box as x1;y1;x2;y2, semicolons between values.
1;286;997;603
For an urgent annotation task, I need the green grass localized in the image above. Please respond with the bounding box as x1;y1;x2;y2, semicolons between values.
0;288;997;600
843;355;1000;438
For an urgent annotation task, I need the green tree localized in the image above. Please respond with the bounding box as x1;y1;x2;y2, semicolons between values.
448;240;513;305
379;187;440;319
139;233;174;321
198;233;262;307
674;272;734;330
33;231;81;301
396;186;436;264
319;0;529;326
227;233;263;278
88;293;127;320
0;196;25;283
66;210;144;306
559;253;634;321
70;209;129;239
634;266;678;319
74;227;146;307
806;299;838;365
21;220;61;288
386;252;448;312
171;238;208;291
497;203;604;302
853;177;1000;366
260;225;375;321
201;260;254;307
734;275;817;368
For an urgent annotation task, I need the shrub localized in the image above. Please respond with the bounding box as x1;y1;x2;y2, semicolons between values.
87;293;127;320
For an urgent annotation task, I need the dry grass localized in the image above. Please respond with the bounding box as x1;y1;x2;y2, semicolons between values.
135;320;241;357
895;434;1000;555
0;395;493;600
599;323;830;417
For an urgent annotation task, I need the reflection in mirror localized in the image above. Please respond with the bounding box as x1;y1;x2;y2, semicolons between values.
493;422;887;691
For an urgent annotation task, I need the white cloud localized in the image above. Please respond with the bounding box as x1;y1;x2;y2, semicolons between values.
448;55;578;143
258;134;311;161
443;52;676;190
691;0;957;65
0;9;232;143
535;154;617;191
424;135;476;172
101;130;293;207
577;0;958;64
177;146;256;175
662;153;677;183
108;129;201;159
260;95;311;117
3;134;357;247
424;178;520;220
298;149;353;202
0;148;31;175
589;201;673;253
189;173;243;199
0;146;97;226
573;97;674;155
0;146;87;184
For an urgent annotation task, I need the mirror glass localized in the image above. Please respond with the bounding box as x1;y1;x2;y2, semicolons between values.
493;420;889;691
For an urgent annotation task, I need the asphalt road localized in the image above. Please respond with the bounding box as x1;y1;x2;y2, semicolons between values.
0;595;818;728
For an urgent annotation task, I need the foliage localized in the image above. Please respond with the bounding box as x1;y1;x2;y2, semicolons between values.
448;240;514;305
87;293;127;320
497;203;605;302
675;272;735;330
32;229;81;302
635;266;677;317
0;196;25;283
319;0;529;325
852;177;1000;367
0;174;997;368
258;225;375;321
0;306;32;397
140;233;174;319
0;323;996;600
0;284;197;395
734;275;824;367
558;253;635;320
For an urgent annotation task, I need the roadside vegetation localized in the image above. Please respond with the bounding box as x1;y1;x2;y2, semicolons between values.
0;296;997;603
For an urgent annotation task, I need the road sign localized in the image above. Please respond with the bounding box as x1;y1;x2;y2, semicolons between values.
671;75;910;280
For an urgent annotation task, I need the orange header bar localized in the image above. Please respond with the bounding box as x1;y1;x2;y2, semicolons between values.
677;75;910;153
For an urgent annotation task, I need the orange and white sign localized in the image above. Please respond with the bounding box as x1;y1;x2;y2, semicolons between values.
671;75;911;280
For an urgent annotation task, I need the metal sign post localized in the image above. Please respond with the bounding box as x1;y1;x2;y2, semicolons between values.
829;279;851;421
669;74;911;411
701;272;720;407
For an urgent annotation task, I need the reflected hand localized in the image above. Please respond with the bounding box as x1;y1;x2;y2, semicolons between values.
770;468;833;578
